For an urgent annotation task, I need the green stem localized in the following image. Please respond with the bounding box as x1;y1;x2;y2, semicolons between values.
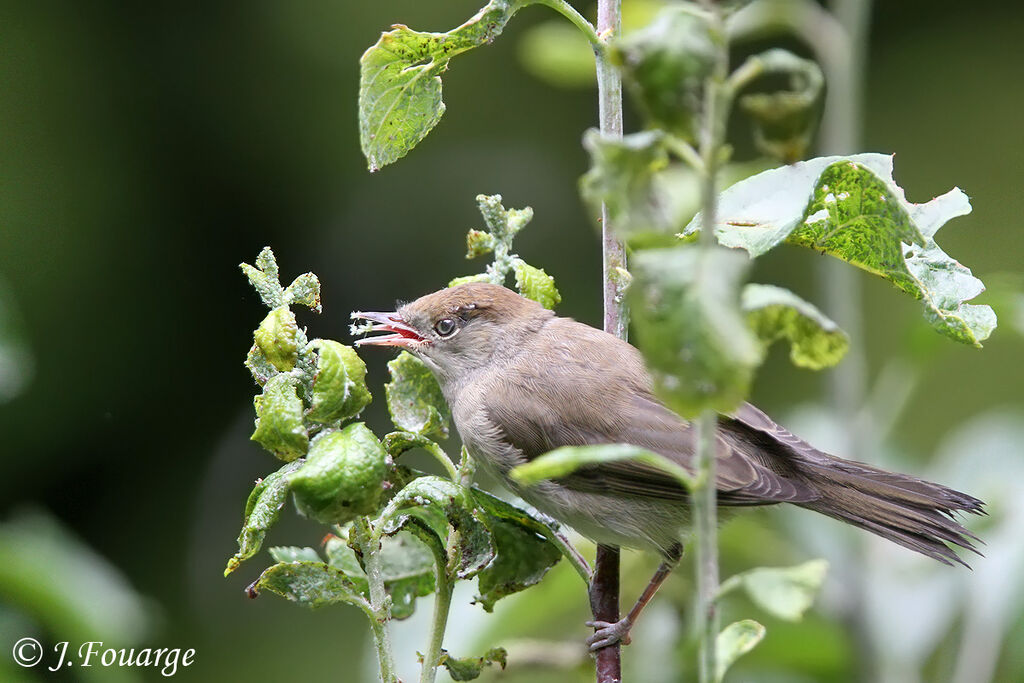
531;0;603;50
419;534;456;683
694;2;728;681
355;518;399;683
423;441;460;481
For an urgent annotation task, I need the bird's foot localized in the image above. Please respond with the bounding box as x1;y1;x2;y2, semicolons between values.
585;618;633;651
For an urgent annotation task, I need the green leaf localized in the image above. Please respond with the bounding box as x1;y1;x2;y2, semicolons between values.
283;272;322;312
512;259;561;309
685;154;996;346
323;534;371;597
580;130;688;244
254;306;300;372
476;193;534;244
245;343;278;386
465;229;495;259
723;559;829;622
518;20;594;89
226;460;305;576
510;443;694;490
436;647;508;681
269;546;322;564
615;6;715;141
251;374;309;461
290;423;388;525
741;284;848;370
359;1;520;171
449;273;495;288
240;247;285;309
737;49;824;163
247;561;368;610
377;530;437;620
715;619;766;682
380;476;494;579
469;489;563;612
386;351;451;439
630;246;762;416
306;340;372;424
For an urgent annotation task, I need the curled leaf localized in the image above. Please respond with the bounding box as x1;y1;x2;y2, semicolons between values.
254;307;299;372
512;259;560;309
742;284;848;370
284;273;322;312
226;460;305;576
386;351;450;439
306;340;372;424
436;647;508;681
247;561;368;610
290;423;388;525
715;619;766;682
251;374;309;462
240;247;285;309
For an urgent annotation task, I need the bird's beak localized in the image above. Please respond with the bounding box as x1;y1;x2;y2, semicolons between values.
350;311;427;349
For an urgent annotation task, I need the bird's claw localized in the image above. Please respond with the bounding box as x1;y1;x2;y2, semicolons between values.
585;618;633;651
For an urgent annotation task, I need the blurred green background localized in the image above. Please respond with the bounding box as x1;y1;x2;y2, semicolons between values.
1;0;1022;681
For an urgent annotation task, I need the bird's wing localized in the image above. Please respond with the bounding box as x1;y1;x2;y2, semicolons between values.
481;325;817;505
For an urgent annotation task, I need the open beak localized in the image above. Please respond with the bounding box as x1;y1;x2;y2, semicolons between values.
350;311;427;349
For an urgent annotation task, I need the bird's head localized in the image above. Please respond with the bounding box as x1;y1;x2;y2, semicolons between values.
352;283;552;385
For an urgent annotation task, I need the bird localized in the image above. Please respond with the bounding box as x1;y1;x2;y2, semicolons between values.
353;282;984;650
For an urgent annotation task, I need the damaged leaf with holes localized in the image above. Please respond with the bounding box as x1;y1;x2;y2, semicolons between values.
685;153;996;346
359;1;521;171
386;352;450;439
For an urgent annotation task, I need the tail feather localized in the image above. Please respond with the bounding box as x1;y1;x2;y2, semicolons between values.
797;455;985;567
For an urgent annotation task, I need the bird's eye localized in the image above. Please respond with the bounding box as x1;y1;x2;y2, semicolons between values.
434;318;457;337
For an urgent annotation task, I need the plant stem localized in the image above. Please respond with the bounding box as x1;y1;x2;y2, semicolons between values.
593;1;625;682
419;533;457;683
354;518;399;683
532;0;602;49
694;3;729;681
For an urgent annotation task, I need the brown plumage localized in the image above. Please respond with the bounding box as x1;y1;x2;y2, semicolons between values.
354;283;984;646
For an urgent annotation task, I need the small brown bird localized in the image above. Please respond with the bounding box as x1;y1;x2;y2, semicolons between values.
354;283;984;649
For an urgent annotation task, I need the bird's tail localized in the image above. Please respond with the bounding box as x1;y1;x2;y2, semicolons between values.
796;454;985;567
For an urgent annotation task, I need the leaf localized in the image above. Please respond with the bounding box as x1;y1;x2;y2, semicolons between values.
306;340;372;424
377;530;437;620
741;284;848;370
226;460;305;576
614;5;715;141
359;1;520;171
630;246;762;416
290;423;388;525
269;546;322;564
512;259;561;309
283;272;322;312
247;561;368;610
518;20;594;89
737;49;824;163
469;489;563;611
510;443;694;490
685;154;996;346
449;273;495;288
240;247;285;309
379;476;494;579
385;351;451;439
250;374;309;461
436;647;508;681
476;193;534;243
253;306;299;372
715;619;766;682
727;559;829;622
